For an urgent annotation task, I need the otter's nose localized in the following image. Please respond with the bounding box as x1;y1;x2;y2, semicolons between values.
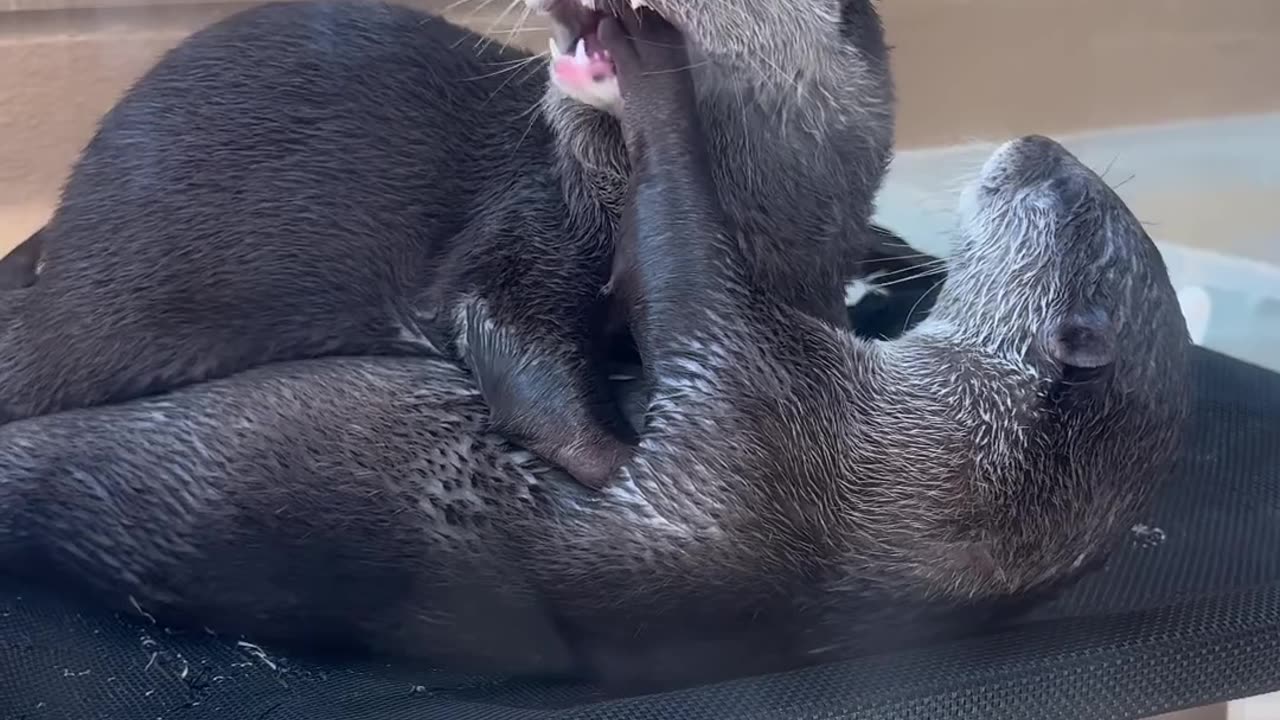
981;135;1064;186
984;135;1093;201
1013;134;1069;158
1006;135;1076;179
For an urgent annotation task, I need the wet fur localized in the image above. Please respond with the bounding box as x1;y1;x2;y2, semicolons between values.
0;0;899;487
0;17;1191;693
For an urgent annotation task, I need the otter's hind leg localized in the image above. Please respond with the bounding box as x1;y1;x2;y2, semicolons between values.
457;289;637;490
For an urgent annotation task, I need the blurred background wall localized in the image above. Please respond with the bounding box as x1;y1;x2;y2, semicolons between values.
2;0;1279;254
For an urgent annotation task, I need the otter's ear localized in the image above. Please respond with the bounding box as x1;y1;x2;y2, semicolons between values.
1046;310;1115;369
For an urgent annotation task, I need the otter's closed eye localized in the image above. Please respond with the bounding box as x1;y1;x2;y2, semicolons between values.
1045;310;1116;369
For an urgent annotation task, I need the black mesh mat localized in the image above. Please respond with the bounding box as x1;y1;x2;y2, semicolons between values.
3;346;1279;719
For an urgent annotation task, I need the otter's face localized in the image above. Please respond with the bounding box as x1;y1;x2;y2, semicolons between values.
528;0;887;116
910;135;1191;599
941;135;1187;375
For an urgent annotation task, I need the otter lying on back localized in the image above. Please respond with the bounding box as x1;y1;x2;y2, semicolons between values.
0;0;901;487
0;8;1190;694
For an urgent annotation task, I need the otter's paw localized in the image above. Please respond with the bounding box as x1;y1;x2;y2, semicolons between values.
513;425;633;490
598;8;690;85
596;7;694;149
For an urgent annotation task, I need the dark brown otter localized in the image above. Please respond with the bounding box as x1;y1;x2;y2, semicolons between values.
0;9;1191;694
0;0;903;488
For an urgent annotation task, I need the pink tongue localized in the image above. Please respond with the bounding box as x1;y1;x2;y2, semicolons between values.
552;32;617;86
553;56;616;85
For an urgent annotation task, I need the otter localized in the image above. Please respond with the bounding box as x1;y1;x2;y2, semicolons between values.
0;8;1191;693
0;0;901;488
0;228;41;290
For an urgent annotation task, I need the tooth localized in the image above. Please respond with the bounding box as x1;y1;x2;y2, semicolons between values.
574;37;588;63
578;0;594;8
630;0;648;8
549;37;560;56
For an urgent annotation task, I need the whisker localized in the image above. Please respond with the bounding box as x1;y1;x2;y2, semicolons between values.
903;277;948;332
464;53;547;82
873;258;949;281
873;264;949;284
1100;153;1121;180
1111;173;1137;191
640;60;713;77
441;0;496;17
474;1;524;53
875;239;920;250
860;252;937;265
483;53;549;104
502;4;535;46
631;39;691;49
484;53;555;67
507;96;545;163
759;53;805;100
877;266;948;290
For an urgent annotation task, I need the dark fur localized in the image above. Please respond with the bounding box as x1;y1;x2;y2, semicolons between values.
0;229;41;290
0;0;901;487
0;17;1191;694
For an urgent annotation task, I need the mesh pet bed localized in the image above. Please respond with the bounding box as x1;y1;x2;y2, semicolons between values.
3;342;1279;719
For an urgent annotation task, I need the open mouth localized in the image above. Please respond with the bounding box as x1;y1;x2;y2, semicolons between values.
543;0;619;85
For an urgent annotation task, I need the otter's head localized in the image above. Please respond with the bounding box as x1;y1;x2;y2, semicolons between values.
530;0;894;288
941;135;1190;380
884;135;1191;606
529;0;891;124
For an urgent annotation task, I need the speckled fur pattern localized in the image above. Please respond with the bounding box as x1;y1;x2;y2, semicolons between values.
0;0;900;488
0;51;1191;693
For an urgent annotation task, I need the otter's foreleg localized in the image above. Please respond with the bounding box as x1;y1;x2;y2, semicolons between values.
599;11;745;363
599;9;856;485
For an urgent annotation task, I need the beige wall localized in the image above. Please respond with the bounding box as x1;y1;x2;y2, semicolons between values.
2;0;1280;253
885;0;1280;146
